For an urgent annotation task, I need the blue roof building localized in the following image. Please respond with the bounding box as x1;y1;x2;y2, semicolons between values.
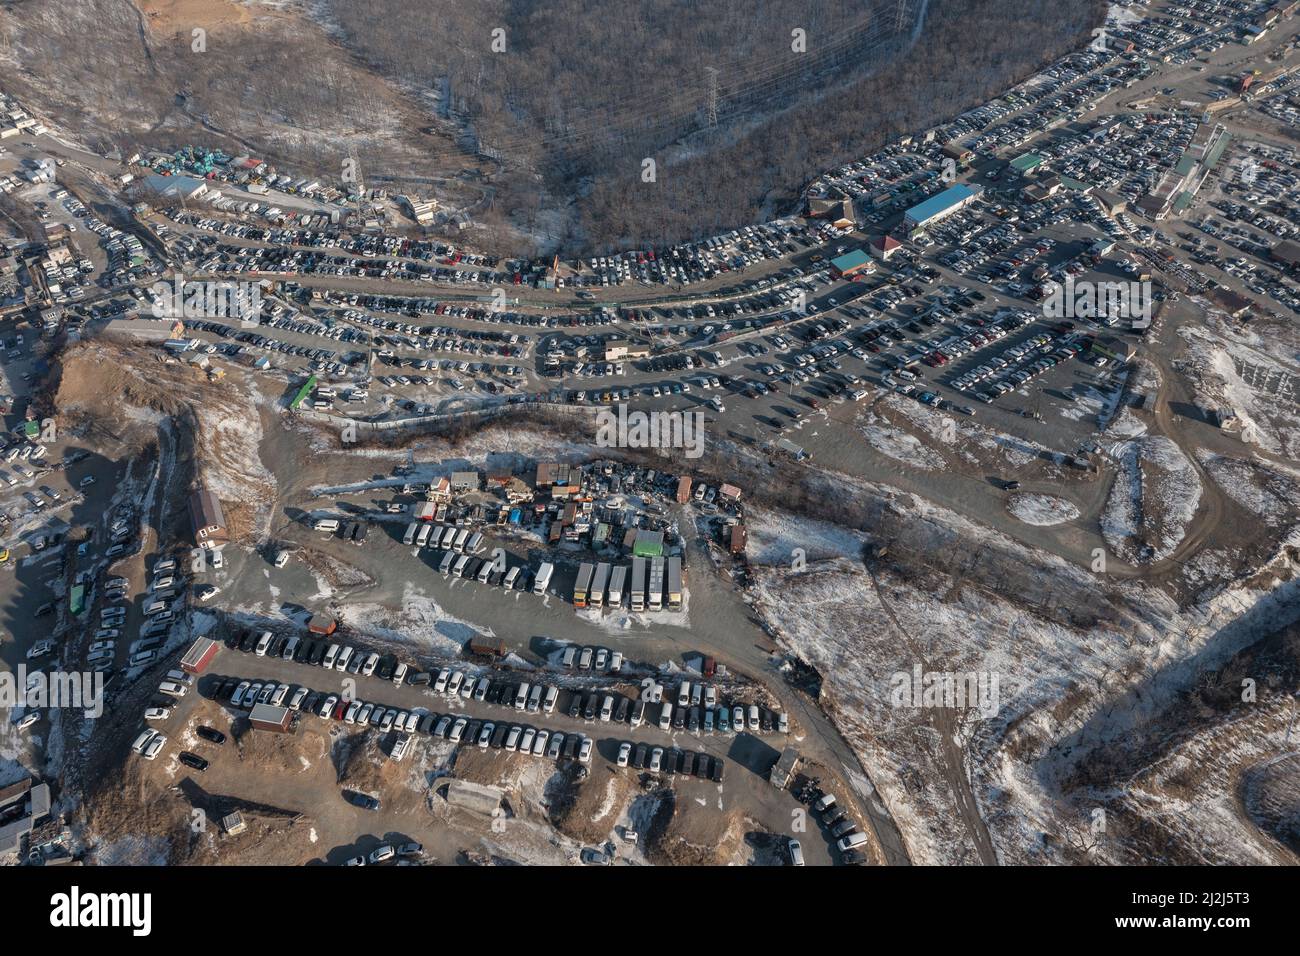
903;184;978;230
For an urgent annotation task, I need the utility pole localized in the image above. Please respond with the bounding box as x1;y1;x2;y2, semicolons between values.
705;67;719;129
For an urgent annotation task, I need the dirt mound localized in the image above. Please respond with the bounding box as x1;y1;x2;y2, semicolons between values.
55;341;189;421
546;764;634;845
233;719;329;775
646;797;747;865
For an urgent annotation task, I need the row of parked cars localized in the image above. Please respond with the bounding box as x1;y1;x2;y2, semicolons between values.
214;671;596;765
614;740;724;782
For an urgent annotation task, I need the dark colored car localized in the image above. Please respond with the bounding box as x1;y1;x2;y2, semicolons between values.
178;751;209;772
710;757;724;783
344;789;380;811
196;726;226;745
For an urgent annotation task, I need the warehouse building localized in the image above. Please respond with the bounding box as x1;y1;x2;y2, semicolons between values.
902;184;980;231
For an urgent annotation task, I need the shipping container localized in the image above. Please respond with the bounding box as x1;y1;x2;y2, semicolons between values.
248;702;293;733
469;637;507;659
180;637;220;675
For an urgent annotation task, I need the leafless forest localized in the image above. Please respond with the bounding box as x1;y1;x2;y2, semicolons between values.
0;0;1101;252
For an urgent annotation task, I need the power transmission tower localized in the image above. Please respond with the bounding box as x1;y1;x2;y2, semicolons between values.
704;66;719;128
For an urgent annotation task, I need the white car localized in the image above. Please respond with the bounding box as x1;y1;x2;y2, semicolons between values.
197;584;220;602
617;742;632;767
158;680;187;698
578;736;593;764
16;711;40;731
448;717;468;743
144;707;170;721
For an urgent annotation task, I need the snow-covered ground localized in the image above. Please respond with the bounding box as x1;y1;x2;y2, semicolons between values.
1100;436;1201;563
1007;493;1081;526
741;473;1300;865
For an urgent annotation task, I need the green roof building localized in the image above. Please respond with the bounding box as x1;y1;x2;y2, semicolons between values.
1009;153;1044;174
632;529;665;558
289;375;317;410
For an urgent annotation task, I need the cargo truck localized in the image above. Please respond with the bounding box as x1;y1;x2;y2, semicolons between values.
630;557;647;612
573;562;595;608
590;562;610;609
648;557;665;611
666;556;683;610
608;564;626;608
